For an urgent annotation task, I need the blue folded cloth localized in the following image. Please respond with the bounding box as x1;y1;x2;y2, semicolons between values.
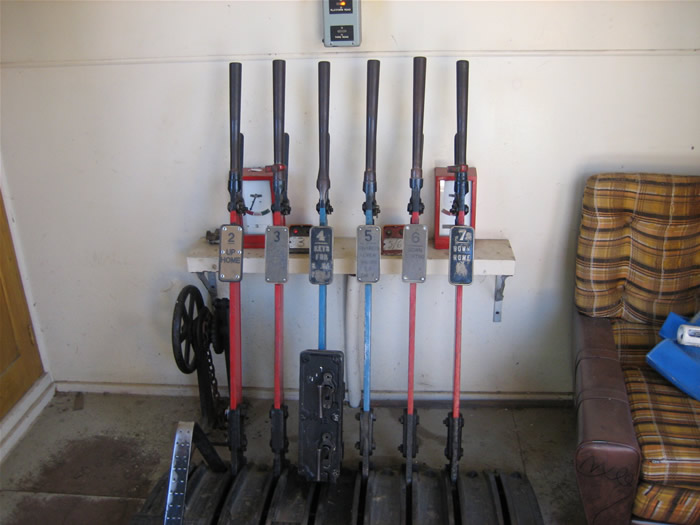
646;313;700;401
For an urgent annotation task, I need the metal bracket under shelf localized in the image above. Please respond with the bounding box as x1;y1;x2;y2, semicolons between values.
493;275;509;322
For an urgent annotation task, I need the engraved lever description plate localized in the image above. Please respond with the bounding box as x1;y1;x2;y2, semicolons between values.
218;225;243;282
356;225;381;283
265;226;289;283
448;226;474;286
309;226;334;285
401;224;428;283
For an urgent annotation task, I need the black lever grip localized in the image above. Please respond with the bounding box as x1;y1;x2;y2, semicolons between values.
411;56;427;175
229;62;242;173
228;62;246;214
365;59;380;182
455;60;469;166
272;59;286;166
451;60;470;217
317;61;331;208
407;57;426;215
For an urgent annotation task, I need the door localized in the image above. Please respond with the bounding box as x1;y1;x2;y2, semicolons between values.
0;189;44;419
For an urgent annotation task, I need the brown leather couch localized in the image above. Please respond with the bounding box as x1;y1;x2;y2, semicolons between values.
572;173;700;525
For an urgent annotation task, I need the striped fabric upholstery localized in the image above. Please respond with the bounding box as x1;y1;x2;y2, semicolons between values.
611;319;661;368
575;173;700;523
625;367;700;488
575;173;700;324
633;482;700;524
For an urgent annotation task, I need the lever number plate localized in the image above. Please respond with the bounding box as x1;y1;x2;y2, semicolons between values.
265;226;289;283
356;225;381;283
448;226;474;285
309;226;334;285
402;224;428;283
218;225;243;282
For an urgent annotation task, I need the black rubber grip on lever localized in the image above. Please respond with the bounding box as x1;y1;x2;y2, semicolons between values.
408;57;427;215
229;62;242;173
451;60;470;217
411;56;427;177
365;59;380;183
272;60;286;166
455;60;469;166
317;61;331;207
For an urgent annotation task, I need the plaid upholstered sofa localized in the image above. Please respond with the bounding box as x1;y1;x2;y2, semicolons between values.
573;173;700;525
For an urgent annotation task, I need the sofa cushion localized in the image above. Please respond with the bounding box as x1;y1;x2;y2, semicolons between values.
624;366;700;488
574;172;700;324
633;481;700;524
612;319;661;368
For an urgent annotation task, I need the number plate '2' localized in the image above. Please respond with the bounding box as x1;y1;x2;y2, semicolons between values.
448;226;474;285
309;226;334;285
402;224;428;283
356;225;380;283
218;225;243;282
265;226;289;283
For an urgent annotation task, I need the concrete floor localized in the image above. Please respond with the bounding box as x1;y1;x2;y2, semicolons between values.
0;392;586;524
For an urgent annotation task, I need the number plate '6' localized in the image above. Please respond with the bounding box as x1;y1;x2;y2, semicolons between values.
401;224;428;283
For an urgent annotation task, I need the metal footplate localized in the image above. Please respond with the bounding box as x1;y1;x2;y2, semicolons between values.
459;470;544;525
412;467;455;525
137;459;542;525
298;349;345;482
264;468;316;525
217;463;273;525
364;467;407;525
315;469;361;525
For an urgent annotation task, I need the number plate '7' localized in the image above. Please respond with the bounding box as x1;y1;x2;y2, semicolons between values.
448;226;474;285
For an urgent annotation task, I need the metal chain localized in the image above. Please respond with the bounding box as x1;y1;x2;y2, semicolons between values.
199;309;225;429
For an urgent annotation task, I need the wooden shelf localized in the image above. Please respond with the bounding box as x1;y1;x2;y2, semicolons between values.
187;237;515;277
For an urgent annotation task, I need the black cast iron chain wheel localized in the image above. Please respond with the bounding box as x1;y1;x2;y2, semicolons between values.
171;285;204;374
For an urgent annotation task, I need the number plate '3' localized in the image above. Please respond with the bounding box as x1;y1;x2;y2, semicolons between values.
265;226;289;283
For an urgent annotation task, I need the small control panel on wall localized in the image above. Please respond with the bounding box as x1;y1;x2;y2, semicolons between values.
323;0;361;47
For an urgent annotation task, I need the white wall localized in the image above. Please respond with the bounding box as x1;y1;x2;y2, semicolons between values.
2;1;699;400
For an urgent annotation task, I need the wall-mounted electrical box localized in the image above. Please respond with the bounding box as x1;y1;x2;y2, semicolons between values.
322;0;361;47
